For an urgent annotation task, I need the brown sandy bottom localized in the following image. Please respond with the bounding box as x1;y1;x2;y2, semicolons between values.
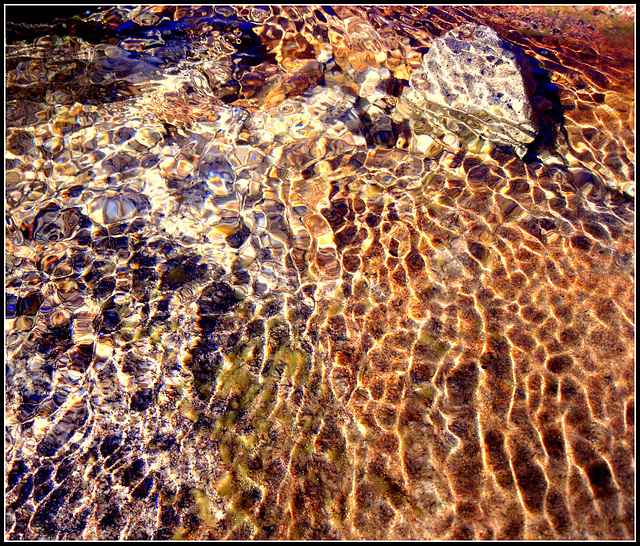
5;5;635;540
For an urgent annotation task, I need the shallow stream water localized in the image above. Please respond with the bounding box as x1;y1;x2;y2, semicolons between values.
5;5;635;540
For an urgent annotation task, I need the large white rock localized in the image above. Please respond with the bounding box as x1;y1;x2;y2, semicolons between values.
404;24;539;157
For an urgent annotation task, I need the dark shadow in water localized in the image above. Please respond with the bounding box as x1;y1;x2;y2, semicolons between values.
6;6;112;43
6;7;274;107
522;56;567;164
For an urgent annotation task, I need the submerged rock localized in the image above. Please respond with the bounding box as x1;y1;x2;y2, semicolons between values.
403;24;539;157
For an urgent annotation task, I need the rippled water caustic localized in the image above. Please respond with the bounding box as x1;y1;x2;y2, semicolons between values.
5;5;635;540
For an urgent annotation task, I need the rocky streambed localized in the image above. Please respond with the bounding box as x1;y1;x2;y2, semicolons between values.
5;5;635;540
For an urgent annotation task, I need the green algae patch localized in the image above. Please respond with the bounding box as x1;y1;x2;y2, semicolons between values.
368;472;408;510
193;380;216;401
178;399;199;423
271;400;294;428
221;410;238;429
293;355;311;387
327;286;346;317
328;300;345;317
270;345;308;381
241;383;261;408
415;332;451;362
217;364;254;399
192;488;217;526
257;379;277;407
227;343;256;367
219;433;251;468
217;472;235;497
150;325;162;344
424;201;445;214
171;526;190;540
415;382;438;403
266;316;287;330
326;447;350;474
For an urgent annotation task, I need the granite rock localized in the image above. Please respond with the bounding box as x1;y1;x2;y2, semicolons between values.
404;24;539;157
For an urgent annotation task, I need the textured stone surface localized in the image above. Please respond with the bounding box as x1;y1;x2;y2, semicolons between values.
404;24;539;157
